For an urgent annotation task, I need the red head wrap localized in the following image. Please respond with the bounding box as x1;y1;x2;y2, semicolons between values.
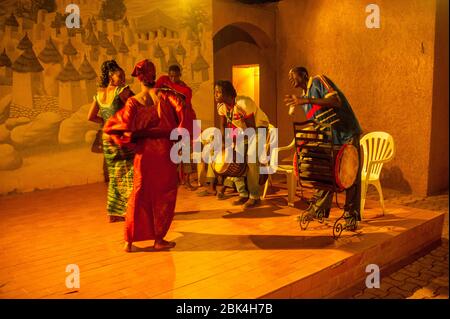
131;59;156;85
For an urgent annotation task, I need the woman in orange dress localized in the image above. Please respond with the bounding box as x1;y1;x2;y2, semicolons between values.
103;59;192;251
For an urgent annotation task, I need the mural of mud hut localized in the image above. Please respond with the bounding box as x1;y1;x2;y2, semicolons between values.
78;54;97;105
11;35;45;109
0;49;13;97
38;37;63;97
191;48;209;82
57;58;82;112
0;0;213;195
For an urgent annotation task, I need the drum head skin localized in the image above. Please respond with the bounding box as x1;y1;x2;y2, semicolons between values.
212;150;230;174
335;144;359;190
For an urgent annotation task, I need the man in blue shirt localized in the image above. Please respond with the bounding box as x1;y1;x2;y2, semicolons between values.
285;67;363;229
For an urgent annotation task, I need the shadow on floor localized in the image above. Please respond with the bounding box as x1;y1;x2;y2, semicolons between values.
174;200;294;220
162;231;396;252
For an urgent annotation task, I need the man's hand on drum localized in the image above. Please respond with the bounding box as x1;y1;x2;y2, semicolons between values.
284;94;309;108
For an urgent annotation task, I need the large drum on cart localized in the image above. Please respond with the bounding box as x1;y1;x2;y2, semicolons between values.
295;142;359;191
293;121;360;238
293;121;359;192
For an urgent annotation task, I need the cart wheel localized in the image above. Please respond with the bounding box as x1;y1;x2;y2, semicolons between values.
317;210;325;224
333;216;345;239
298;210;313;230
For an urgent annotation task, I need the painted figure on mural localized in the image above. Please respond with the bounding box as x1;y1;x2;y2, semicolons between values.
87;60;134;223
103;59;193;252
285;66;363;229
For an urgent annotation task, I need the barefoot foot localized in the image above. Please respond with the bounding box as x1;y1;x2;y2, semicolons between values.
154;239;176;251
123;242;133;252
109;216;125;223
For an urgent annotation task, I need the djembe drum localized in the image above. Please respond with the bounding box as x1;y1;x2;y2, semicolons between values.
212;148;247;177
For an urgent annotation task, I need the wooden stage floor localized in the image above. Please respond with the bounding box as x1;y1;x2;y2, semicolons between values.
0;182;445;299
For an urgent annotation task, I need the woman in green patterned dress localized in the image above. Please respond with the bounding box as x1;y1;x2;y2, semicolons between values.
88;60;134;222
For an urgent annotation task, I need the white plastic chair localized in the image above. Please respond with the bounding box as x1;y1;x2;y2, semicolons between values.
360;132;395;217
262;137;298;207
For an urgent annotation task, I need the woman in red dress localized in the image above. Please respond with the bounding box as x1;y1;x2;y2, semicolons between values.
103;59;190;252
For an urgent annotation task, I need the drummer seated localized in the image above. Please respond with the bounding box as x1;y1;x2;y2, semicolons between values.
196;159;219;196
228;106;269;208
196;147;233;197
195;131;221;196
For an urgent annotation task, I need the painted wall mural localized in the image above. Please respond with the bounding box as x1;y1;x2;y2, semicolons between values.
0;0;213;194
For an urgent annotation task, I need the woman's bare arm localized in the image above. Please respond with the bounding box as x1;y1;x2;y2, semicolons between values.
119;87;134;105
87;100;103;123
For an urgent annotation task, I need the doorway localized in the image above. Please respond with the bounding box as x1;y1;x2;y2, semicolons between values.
232;64;260;107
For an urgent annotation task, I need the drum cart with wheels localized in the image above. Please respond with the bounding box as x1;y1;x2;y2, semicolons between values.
293;120;360;239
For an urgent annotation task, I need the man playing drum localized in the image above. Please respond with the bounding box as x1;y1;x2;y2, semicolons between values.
214;80;266;209
285;67;363;229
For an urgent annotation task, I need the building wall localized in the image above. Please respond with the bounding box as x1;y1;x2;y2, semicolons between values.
276;0;439;195
213;38;277;126
212;0;277;126
212;0;276;41
1;0;447;196
428;0;449;194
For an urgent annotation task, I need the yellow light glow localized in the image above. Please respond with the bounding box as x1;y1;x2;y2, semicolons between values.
232;64;260;107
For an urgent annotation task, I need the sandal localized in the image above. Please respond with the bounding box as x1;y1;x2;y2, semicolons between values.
197;189;216;197
233;197;249;206
344;212;358;231
109;215;125;223
217;192;227;200
185;184;198;191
